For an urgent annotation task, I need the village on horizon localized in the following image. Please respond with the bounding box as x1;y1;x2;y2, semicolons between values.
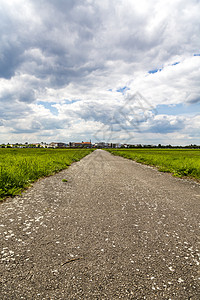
0;141;199;149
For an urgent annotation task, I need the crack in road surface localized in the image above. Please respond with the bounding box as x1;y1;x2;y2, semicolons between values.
0;149;200;299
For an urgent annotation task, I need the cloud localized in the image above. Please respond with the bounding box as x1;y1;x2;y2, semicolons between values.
0;0;200;144
129;56;200;106
144;115;185;133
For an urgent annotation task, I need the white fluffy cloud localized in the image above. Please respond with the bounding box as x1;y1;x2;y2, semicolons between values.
0;0;200;144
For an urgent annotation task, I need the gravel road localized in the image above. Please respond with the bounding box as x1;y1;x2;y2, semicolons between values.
0;149;200;299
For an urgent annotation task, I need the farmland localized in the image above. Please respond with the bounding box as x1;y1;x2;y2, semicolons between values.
106;148;200;180
0;148;93;200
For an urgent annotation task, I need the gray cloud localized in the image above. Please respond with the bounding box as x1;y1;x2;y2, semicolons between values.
0;101;33;120
146;116;185;134
0;0;200;144
1;0;198;85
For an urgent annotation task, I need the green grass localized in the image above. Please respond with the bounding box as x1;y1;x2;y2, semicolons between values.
62;179;68;182
0;148;93;200
106;148;200;180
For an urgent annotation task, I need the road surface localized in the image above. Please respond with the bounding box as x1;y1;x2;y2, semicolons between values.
0;149;200;299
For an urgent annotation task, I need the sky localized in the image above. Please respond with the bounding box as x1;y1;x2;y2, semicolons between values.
0;0;200;145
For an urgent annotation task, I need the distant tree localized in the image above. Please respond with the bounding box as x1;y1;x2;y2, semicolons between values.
136;144;142;148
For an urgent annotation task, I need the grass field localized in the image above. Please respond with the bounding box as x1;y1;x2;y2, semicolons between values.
0;148;93;200
106;148;200;180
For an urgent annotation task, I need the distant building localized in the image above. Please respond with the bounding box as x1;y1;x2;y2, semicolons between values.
94;142;109;148
32;143;40;148
70;141;92;148
57;142;67;148
71;142;82;147
49;142;57;148
49;142;67;148
82;141;92;148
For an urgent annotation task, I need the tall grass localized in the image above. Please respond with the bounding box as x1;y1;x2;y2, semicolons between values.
0;148;93;200
106;149;200;180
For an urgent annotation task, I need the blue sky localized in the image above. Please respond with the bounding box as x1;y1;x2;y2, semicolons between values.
0;0;200;145
156;103;200;116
